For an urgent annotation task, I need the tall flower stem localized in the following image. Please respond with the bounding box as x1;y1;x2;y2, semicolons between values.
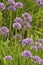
0;11;2;26
9;11;12;31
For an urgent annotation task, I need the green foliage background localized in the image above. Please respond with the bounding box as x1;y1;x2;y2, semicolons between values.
0;0;43;65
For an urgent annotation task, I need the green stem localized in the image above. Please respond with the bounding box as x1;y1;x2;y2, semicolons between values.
9;11;12;31
0;11;2;26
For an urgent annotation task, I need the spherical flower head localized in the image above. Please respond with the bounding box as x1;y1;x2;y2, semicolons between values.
23;21;32;30
38;45;43;51
14;17;22;24
7;0;15;6
30;46;38;51
4;55;13;60
14;34;22;40
15;2;23;8
38;59;43;65
21;38;34;46
32;56;41;63
22;50;32;58
38;39;43;43
35;42;42;48
12;22;22;30
0;26;9;35
8;5;16;11
0;2;5;11
22;12;32;22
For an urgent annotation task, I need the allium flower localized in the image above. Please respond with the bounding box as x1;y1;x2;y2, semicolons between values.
32;56;41;63
7;0;15;6
34;0;43;8
14;34;22;40
15;2;23;8
12;22;22;30
38;45;43;51
0;26;9;35
8;5;16;11
23;21;32;29
38;59;43;65
0;2;5;11
35;42;42;48
22;50;32;58
22;12;32;22
39;0;43;7
21;38;34;46
30;46;38;51
38;39;43;43
4;55;13;60
14;17;22;24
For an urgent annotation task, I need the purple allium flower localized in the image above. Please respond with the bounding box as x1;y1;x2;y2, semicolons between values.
7;0;15;6
32;56;41;63
22;50;32;58
8;5;16;11
38;45;43;51
0;2;5;11
14;17;22;24
38;59;43;65
23;21;32;30
39;0;43;7
30;46;38;51
4;55;13;60
12;22;22;30
15;2;23;8
35;42;42;48
22;12;32;22
21;38;34;46
14;34;22;40
38;39;43;43
0;26;9;35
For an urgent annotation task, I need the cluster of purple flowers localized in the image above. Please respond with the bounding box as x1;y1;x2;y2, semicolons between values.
0;0;23;11
22;12;32;30
22;50;43;65
7;0;23;11
34;0;43;7
30;39;43;51
13;12;32;30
